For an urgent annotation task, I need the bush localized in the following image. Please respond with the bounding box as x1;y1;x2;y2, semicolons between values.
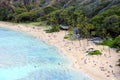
64;35;69;39
43;6;57;14
88;50;102;55
113;35;120;49
16;12;37;22
45;25;60;33
37;16;47;21
98;40;114;48
98;35;120;52
0;8;10;21
14;8;27;14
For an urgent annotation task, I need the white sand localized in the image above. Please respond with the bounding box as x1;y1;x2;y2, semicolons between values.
0;21;120;80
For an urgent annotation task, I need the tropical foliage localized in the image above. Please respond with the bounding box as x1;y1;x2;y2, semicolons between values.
0;0;119;38
113;35;120;50
91;6;120;37
88;50;102;55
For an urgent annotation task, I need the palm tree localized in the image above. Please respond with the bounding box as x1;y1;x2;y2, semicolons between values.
86;23;94;45
101;28;107;50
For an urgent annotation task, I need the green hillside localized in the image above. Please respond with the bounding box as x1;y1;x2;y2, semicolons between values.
0;0;119;38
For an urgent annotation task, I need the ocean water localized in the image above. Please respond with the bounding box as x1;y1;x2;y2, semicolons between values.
0;27;92;80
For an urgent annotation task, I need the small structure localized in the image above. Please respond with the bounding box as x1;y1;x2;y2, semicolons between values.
60;25;69;30
86;46;94;52
93;37;103;44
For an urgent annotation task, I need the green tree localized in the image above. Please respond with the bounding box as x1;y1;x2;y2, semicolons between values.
104;15;120;37
91;5;120;37
113;35;120;49
16;12;37;22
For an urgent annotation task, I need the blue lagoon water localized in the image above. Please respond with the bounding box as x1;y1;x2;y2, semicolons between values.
0;27;92;80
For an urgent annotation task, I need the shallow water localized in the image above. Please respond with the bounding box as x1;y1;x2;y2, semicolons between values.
0;27;92;80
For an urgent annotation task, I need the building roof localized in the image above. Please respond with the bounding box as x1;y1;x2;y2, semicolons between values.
60;25;69;30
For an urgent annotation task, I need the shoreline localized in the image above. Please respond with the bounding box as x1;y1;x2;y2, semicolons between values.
0;21;120;80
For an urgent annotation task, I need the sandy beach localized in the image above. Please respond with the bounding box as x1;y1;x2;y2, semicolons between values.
0;21;120;80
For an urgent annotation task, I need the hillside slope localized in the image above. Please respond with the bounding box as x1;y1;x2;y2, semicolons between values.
0;0;119;38
0;0;120;15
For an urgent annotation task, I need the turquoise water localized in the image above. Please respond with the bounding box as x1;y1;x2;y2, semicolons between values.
0;27;92;80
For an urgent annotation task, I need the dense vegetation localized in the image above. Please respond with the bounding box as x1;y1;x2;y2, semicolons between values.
91;6;120;38
113;35;120;50
0;0;119;47
98;35;120;51
0;0;119;38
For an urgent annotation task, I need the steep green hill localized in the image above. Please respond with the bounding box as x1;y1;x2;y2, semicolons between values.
0;0;120;15
0;0;120;38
